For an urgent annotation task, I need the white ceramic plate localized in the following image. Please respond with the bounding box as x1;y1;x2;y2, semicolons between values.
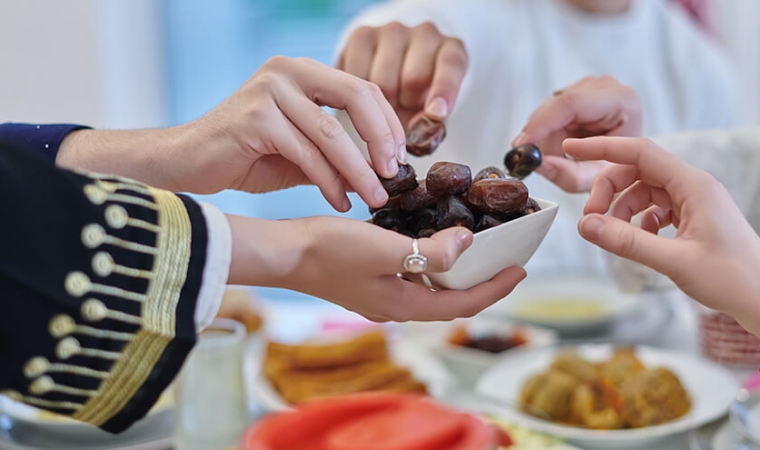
244;337;453;413
0;389;173;443
484;275;642;334
712;418;760;450
475;344;738;450
428;198;558;290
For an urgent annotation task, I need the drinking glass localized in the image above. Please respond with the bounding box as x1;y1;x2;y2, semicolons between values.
173;318;249;450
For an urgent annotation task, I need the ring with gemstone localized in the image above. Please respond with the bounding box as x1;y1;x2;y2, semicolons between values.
403;239;428;273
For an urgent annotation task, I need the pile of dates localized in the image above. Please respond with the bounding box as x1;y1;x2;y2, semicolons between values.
372;161;541;238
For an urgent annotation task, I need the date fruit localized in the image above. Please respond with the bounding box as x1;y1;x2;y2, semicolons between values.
504;144;542;179
371;207;402;230
399;179;437;211
475;214;504;232
405;208;437;234
436;196;475;231
474;166;506;182
406;112;446;156
467;178;529;216
379;163;418;197
427;161;472;196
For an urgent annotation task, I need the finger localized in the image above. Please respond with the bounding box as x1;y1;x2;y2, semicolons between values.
578;213;685;276
640;205;676;234
277;92;390;209
368;22;409;107
584;163;640;215
286;58;401;180
609;180;673;223
340;26;377;79
267;111;351;211
424;38;468;120
392;266;527;321
369;78;408;164
536;155;608;193
399;23;443;110
563;137;695;191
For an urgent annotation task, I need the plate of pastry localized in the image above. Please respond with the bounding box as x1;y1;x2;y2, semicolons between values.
475;344;738;450
244;329;453;412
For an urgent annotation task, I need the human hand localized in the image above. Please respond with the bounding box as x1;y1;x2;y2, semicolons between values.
565;136;760;334
337;22;468;128
512;76;642;192
226;215;526;322
184;56;409;211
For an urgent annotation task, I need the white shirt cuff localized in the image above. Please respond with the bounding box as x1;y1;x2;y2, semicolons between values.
194;202;231;331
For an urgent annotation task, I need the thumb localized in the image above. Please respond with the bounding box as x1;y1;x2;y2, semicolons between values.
578;213;679;275
420;226;473;273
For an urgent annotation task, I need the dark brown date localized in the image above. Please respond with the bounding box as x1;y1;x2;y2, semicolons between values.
436;196;475;231
378;163;419;197
406;112;446;156
399;179;438;211
474;166;506;182
504;144;542;179
405;208;437;234
368;195;401;215
475;214;504;232
467;178;529;216
524;197;541;214
371;208;402;230
427;161;472;196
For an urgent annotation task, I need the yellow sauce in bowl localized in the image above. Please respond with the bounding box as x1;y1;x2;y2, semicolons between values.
512;298;609;322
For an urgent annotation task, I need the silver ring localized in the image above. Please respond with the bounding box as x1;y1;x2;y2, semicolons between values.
403;238;428;273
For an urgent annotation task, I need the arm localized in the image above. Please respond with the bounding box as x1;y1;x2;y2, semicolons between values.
0;123;90;161
0;142;215;433
56;57;407;212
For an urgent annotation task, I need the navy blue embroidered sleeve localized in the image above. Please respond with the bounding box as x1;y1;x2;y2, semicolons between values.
0;123;91;162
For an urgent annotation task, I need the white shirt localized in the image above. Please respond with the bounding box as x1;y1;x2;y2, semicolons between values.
337;0;738;277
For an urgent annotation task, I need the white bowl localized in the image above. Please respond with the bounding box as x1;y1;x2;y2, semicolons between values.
485;275;643;335
428;198;558;290
423;318;558;387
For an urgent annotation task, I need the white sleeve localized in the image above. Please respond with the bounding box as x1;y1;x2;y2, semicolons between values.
194;202;231;331
608;126;760;293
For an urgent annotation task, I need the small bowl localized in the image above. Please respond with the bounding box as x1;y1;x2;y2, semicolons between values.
428;198;558;290
427;318;558;387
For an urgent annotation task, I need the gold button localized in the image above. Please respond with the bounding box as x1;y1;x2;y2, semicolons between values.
24;357;50;378
64;272;91;297
49;315;76;338
92;252;115;277
81;299;107;322
83;184;108;205
81;224;106;249
56;337;81;360
1;390;22;402
104;205;128;229
29;376;55;395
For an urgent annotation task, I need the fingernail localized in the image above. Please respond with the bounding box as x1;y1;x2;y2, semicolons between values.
397;144;408;164
341;197;351;212
512;132;527;147
386;158;399;176
426;97;448;119
456;229;473;251
374;184;389;204
581;215;604;241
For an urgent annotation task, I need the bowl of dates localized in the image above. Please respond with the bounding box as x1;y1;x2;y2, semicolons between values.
372;161;558;290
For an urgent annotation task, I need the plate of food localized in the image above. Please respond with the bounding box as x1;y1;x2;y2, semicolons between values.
244;329;453;412
485;276;642;335
475;344;738;450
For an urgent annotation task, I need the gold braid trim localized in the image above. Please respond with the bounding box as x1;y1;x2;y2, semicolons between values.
73;188;192;426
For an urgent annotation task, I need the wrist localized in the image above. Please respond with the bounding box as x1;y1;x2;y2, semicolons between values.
226;215;311;288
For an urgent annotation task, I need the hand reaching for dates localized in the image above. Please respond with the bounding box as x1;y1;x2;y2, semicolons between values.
372;161;541;238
